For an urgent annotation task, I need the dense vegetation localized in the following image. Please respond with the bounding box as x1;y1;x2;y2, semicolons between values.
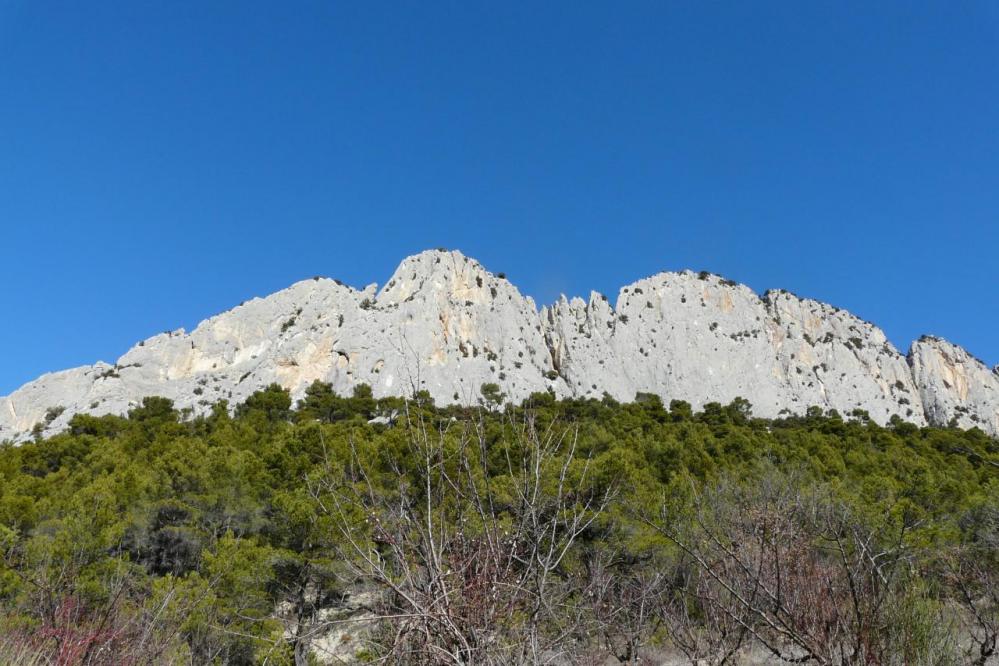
0;383;996;664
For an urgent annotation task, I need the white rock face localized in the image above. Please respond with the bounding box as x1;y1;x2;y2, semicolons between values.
763;291;924;425
543;272;788;414
353;250;559;404
1;250;996;441
909;337;999;435
541;274;927;425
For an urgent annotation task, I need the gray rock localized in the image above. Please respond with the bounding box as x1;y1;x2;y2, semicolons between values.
763;290;924;425
1;249;996;441
543;271;789;414
542;273;928;427
909;336;999;435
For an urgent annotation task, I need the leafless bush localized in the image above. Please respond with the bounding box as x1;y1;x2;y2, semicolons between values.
310;407;617;664
941;499;999;665
581;546;670;663
646;471;957;665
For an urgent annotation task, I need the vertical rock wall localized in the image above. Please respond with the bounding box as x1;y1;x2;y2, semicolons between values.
1;250;996;441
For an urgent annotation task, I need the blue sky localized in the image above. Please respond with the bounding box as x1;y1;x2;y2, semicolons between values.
1;2;997;395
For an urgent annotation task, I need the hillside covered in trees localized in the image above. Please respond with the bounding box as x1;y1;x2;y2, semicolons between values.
0;383;996;664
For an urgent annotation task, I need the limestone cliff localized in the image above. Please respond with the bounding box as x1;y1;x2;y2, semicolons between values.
1;250;996;440
908;336;999;435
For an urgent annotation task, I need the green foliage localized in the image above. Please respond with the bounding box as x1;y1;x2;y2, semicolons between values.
0;384;994;662
479;382;505;408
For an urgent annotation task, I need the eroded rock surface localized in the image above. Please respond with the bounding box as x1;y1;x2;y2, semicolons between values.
543;272;788;414
2;250;996;441
763;290;924;425
909;336;999;435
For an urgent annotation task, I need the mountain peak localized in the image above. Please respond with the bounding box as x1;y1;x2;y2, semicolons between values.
2;249;996;441
380;249;490;302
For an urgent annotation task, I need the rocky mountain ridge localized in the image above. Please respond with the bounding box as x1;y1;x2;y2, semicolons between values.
3;249;997;440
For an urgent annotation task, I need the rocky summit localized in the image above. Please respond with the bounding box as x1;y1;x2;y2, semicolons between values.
3;249;997;440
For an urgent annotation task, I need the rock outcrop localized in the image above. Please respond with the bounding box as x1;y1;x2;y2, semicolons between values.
763;290;924;424
2;250;996;441
542;272;789;413
908;336;999;435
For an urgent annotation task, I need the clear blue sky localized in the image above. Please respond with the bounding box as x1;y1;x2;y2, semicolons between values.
2;2;997;395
